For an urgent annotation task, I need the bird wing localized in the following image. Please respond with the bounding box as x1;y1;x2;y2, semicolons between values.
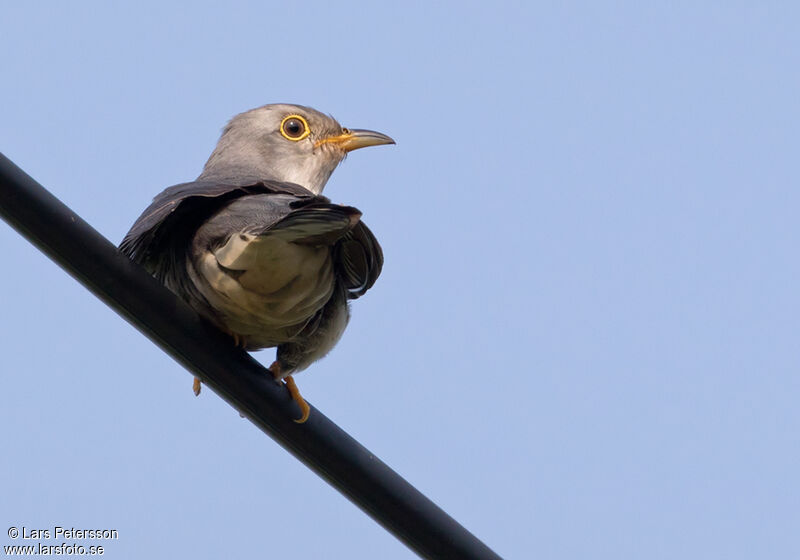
335;221;383;299
120;179;382;301
120;178;315;267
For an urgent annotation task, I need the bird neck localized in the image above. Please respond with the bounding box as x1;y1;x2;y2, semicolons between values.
198;146;331;195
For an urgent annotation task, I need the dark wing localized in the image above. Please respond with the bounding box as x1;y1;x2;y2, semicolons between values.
120;177;383;301
120;178;316;265
119;179;318;287
335;221;383;299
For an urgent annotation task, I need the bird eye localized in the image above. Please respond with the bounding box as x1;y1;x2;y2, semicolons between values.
280;115;310;141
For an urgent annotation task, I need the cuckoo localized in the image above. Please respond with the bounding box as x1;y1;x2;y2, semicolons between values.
120;104;393;422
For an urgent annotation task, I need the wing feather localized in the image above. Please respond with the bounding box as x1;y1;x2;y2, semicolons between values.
119;178;383;307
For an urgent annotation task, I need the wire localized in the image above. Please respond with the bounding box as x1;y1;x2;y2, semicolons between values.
0;153;502;560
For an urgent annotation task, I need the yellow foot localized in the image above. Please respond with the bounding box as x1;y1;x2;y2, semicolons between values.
269;361;310;424
193;377;202;396
284;375;310;424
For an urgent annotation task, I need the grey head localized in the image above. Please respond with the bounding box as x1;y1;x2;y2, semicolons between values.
198;103;394;195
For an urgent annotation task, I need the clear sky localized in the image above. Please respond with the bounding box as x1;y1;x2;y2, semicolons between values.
2;2;799;559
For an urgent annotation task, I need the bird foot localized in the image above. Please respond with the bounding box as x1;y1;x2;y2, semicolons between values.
269;361;310;424
284;376;310;424
193;332;245;395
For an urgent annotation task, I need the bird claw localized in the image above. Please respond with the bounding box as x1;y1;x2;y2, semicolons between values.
269;361;310;423
284;375;310;424
191;358;310;423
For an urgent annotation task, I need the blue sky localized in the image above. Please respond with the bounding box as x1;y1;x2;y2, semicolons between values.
2;2;799;558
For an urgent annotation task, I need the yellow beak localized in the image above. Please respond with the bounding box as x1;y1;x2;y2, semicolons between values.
316;128;395;152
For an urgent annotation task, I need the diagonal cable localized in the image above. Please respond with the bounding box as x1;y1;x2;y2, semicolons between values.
0;153;502;560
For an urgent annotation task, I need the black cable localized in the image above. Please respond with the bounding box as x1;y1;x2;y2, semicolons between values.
0;153;502;560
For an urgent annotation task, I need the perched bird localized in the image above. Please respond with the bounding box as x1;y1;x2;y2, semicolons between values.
120;104;393;422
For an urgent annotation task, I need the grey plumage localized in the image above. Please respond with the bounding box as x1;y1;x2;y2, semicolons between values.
120;104;392;384
201;104;353;193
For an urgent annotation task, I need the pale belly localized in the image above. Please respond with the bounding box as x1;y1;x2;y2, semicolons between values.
188;233;336;349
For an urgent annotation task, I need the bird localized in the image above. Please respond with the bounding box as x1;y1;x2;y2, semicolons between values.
120;103;393;422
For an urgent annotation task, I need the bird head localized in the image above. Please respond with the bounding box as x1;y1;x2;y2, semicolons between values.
199;103;394;194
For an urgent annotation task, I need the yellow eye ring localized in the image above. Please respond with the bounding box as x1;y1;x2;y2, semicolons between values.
280;114;311;141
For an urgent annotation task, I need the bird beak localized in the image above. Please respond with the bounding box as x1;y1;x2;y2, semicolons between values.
316;128;395;152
